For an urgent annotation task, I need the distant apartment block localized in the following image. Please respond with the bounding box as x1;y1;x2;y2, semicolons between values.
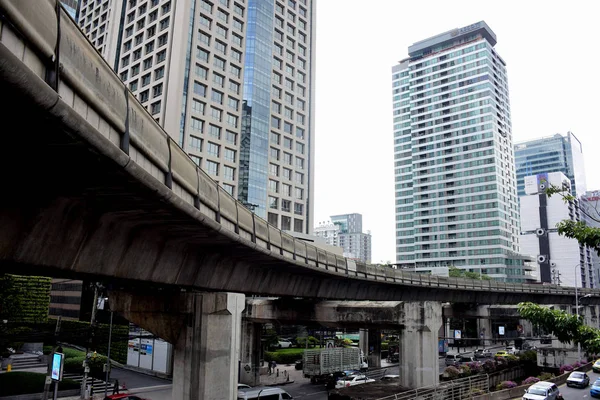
581;190;600;287
515;132;586;198
519;172;594;287
314;213;371;263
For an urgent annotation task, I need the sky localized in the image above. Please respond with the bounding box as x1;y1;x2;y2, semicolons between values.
313;1;600;264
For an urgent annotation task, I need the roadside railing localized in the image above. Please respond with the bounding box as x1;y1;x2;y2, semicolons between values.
376;374;489;400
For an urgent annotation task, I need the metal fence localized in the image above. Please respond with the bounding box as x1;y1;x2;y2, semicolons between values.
376;374;489;400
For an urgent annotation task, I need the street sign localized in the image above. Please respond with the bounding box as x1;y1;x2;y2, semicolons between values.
454;330;462;339
499;326;505;335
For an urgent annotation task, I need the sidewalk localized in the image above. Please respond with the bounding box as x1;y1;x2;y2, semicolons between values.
260;363;300;386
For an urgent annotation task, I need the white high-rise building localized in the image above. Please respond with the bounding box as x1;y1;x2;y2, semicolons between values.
392;21;534;282
77;0;316;233
314;213;372;263
520;172;594;288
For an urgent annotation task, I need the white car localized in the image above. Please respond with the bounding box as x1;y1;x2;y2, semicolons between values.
277;339;293;348
335;374;375;389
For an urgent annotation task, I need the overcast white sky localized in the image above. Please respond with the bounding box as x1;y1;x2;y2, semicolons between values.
313;1;600;264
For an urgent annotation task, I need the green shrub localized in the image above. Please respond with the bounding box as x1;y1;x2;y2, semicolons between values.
62;347;85;359
295;336;319;348
459;364;471;376
0;372;79;396
519;350;537;363
381;342;389;351
444;366;460;379
265;348;305;364
64;356;85;372
538;372;555;381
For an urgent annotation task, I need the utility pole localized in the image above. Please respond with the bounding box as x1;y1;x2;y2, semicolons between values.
81;284;99;399
42;317;62;400
104;309;114;398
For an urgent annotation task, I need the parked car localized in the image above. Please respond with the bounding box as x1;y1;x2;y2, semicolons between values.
238;387;293;399
593;359;600;373
445;354;460;366
238;383;252;390
335;374;375;389
458;355;475;364
522;381;563;400
505;346;518;355
567;371;590;388
494;350;510;358
590;378;600;398
380;374;400;381
474;348;492;358
277;339;293;348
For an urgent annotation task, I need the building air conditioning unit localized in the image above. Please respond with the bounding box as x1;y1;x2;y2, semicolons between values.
537;255;547;264
535;228;546;236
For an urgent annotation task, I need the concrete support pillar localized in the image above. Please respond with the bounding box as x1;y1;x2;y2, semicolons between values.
109;290;245;400
359;329;368;364
239;320;262;386
172;292;245;400
368;329;382;368
398;301;442;389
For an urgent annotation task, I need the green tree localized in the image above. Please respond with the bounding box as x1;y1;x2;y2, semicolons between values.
518;302;600;354
0;274;23;322
546;183;600;254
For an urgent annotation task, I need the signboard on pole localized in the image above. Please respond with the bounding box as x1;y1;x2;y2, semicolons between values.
454;330;462;339
51;352;64;381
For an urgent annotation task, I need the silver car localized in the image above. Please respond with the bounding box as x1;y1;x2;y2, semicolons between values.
522;381;562;400
566;371;590;388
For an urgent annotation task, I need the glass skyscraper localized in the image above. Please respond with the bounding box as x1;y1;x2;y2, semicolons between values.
514;132;586;198
392;21;534;282
76;0;315;233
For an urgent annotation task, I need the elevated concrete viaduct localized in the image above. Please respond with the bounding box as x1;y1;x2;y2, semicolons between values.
0;0;597;308
0;2;597;397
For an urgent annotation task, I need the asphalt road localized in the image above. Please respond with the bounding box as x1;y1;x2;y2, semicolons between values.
550;370;599;400
510;370;600;400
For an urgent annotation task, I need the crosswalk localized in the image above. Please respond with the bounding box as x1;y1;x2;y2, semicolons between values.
63;373;124;395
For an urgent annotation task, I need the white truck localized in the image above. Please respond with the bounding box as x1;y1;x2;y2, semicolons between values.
303;347;368;384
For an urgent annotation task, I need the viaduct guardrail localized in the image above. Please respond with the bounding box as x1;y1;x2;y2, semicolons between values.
0;0;597;304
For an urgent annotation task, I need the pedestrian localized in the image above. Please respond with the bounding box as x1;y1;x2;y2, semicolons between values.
268;361;272;375
271;360;277;374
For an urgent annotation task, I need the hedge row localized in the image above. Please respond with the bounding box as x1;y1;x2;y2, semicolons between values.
47;318;128;364
0;372;79;397
264;348;305;364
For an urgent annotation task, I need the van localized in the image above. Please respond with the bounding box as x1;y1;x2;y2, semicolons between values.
237;387;293;400
445;354;460;366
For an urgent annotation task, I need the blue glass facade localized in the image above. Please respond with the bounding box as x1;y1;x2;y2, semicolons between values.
177;0;197;147
238;0;274;218
515;132;586;198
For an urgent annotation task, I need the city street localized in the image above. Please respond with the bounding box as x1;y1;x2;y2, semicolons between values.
510;370;600;400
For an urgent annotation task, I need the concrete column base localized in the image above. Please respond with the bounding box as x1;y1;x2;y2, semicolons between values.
398;301;442;389
239;320;261;386
368;328;382;368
